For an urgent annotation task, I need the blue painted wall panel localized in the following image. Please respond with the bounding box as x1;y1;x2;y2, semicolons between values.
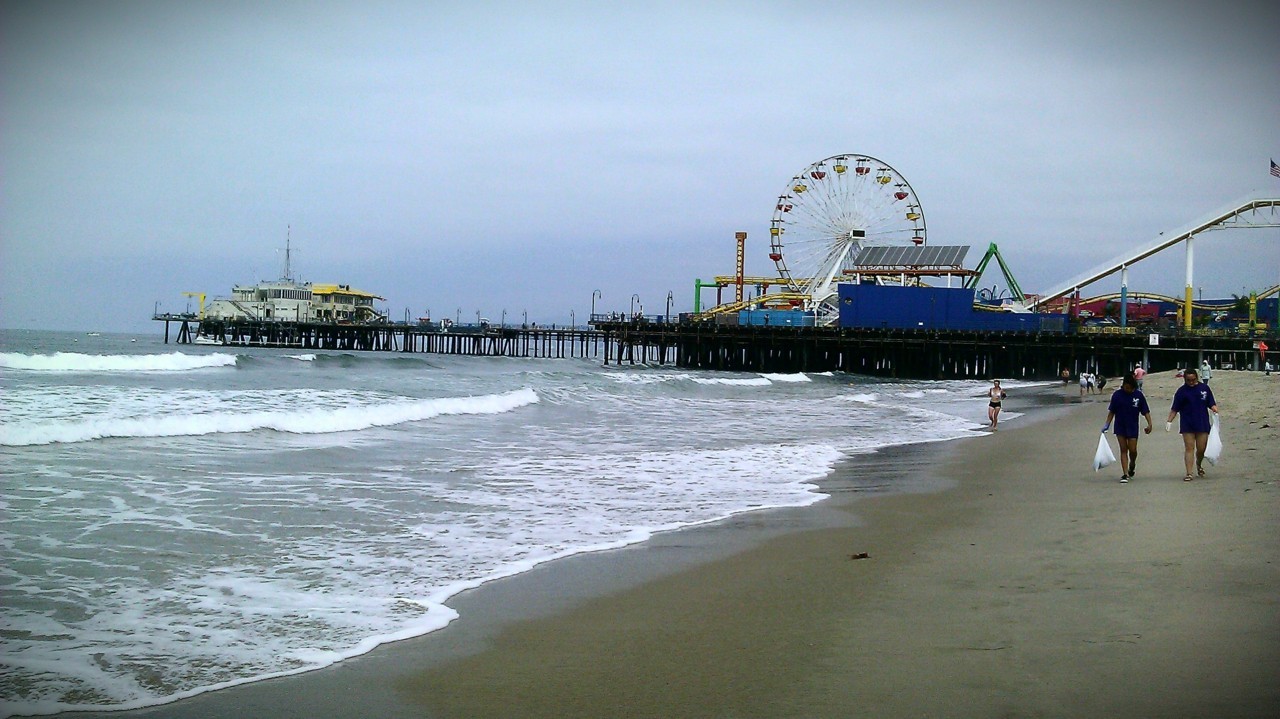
837;284;1066;332
739;310;815;326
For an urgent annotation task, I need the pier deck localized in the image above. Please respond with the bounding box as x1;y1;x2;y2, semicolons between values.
155;314;1272;381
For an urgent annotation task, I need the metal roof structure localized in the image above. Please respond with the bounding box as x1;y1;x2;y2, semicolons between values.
851;245;969;268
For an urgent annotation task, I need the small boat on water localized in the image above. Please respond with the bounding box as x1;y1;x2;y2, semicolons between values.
192;334;225;346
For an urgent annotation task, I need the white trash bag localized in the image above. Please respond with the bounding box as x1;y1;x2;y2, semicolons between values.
1093;432;1117;472
1204;414;1223;465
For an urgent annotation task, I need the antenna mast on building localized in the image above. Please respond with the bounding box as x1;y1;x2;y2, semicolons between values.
282;225;293;282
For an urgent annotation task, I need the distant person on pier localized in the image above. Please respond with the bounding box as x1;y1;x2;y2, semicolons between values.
987;380;1007;430
1166;367;1219;481
1102;376;1152;483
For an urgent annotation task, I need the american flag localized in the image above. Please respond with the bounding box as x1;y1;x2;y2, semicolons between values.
1273;159;1280;178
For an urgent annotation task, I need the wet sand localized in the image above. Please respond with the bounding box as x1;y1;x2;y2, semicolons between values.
60;371;1279;719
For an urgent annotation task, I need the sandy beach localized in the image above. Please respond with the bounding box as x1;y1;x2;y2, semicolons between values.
61;370;1279;719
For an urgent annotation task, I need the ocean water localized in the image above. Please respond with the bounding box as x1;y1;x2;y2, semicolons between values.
1;329;1020;717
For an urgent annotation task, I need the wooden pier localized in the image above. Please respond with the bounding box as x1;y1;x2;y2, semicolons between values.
155;314;1271;381
595;320;1271;380
157;315;608;360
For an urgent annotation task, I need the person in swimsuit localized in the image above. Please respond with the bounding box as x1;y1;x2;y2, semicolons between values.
1166;367;1219;481
987;379;1007;429
1103;376;1152;483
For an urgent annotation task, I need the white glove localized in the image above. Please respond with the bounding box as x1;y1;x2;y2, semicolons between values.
1165;421;1172;432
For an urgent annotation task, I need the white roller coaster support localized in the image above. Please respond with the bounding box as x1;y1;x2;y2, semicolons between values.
1120;265;1129;328
1032;192;1280;311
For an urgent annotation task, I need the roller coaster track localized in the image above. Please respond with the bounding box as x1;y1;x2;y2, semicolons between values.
698;293;811;316
1031;192;1280;309
1056;285;1280;310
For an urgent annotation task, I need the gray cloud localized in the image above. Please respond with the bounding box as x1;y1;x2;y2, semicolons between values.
3;0;1277;332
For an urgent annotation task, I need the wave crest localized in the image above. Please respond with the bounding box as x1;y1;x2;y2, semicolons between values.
0;388;539;446
0;351;237;373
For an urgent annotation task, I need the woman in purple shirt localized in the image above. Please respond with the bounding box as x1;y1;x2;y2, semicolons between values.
1166;367;1219;481
1103;376;1152;483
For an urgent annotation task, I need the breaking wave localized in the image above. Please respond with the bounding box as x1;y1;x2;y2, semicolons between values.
0;352;237;373
0;389;539;446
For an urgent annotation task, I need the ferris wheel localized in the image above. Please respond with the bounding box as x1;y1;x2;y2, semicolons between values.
769;154;927;310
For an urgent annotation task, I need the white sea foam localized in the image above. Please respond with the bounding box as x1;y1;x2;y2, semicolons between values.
0;437;838;717
287;354;317;361
0;351;237;372
760;372;811;382
690;376;772;386
606;372;784;387
0;388;539;446
0;333;1021;718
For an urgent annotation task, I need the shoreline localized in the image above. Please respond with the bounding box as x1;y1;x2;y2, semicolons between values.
47;372;1280;718
403;371;1278;718
410;370;1278;718
50;382;1023;719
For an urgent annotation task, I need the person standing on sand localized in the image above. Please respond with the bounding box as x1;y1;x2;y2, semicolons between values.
1166;367;1219;481
1103;377;1152;483
1200;359;1213;384
987;379;1007;429
1133;364;1147;390
1079;371;1090;397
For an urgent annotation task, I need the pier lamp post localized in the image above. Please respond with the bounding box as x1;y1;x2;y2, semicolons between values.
591;289;601;319
501;309;507;328
456;308;461;325
523;309;528;328
665;291;673;323
631;293;641;319
476;310;481;326
570;310;575;328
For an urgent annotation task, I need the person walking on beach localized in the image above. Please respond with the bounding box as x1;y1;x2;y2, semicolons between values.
1200;359;1213;384
1079;371;1091;397
1166;367;1219;481
1132;364;1147;390
987;379;1007;430
1103;376;1152;482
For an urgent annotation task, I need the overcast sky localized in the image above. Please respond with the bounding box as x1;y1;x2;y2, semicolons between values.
2;0;1277;333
